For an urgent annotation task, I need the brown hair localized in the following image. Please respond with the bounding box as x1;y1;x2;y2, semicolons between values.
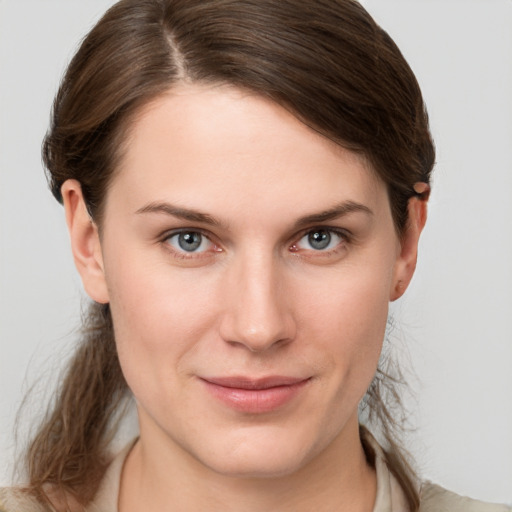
30;0;434;509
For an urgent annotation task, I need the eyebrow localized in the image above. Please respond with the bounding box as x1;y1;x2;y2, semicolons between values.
135;200;372;230
136;202;225;228
292;201;373;230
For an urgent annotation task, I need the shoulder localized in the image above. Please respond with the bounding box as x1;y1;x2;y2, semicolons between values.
0;440;135;512
420;482;511;512
0;486;49;512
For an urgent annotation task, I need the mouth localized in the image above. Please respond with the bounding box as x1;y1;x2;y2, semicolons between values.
199;376;311;413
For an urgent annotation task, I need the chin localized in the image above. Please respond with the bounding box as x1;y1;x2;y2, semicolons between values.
185;424;329;479
203;449;308;479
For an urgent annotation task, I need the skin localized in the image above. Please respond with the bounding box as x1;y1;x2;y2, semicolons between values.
62;84;427;512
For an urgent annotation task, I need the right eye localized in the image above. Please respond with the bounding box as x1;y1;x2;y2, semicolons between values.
165;231;214;254
292;228;347;252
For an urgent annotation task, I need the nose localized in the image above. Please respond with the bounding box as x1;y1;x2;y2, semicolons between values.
219;252;296;352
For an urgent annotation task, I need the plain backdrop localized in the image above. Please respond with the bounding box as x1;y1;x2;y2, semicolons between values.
1;0;511;504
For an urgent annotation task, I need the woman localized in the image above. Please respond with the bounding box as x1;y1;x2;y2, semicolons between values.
0;0;509;511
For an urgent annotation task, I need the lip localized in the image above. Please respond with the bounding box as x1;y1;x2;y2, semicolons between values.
200;376;311;413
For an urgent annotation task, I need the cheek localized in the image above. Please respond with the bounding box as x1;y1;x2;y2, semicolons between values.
106;246;217;330
295;262;393;388
103;252;221;391
300;262;392;342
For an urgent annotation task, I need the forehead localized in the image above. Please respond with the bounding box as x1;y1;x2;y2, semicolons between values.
108;84;388;225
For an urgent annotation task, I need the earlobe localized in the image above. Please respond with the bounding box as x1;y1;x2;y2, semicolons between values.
61;180;109;304
390;195;428;301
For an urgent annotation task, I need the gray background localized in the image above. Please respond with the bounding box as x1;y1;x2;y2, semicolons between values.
1;0;511;503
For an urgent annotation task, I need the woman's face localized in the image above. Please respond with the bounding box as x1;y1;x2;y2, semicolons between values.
66;84;421;477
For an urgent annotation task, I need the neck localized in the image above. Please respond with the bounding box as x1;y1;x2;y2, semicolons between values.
119;415;376;512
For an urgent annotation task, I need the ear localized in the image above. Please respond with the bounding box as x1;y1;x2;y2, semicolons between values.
390;195;428;301
61;180;109;304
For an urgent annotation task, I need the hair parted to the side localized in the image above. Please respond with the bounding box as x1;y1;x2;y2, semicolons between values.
30;0;435;509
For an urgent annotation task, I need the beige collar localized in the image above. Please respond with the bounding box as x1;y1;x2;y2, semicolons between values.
372;441;411;512
86;441;135;512
86;436;410;512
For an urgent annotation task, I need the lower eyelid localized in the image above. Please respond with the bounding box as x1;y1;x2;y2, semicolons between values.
162;230;223;259
160;228;349;260
293;229;347;251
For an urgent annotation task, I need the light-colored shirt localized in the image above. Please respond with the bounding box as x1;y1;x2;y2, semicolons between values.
1;439;510;511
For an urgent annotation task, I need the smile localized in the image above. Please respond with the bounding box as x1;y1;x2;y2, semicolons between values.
200;376;311;413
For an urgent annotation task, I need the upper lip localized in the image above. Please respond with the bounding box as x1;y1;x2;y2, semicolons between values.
201;376;309;390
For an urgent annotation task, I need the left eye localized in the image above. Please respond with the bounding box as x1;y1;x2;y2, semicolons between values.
295;229;344;251
166;231;212;253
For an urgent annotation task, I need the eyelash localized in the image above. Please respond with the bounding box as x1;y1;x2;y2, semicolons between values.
161;229;221;260
290;228;350;256
160;227;350;260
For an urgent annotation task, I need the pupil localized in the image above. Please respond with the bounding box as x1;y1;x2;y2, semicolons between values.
178;232;202;251
308;230;331;250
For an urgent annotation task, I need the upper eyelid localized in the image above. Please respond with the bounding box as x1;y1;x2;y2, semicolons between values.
161;230;219;260
288;227;351;256
293;226;351;242
304;226;349;235
161;228;218;254
159;225;350;250
161;227;214;241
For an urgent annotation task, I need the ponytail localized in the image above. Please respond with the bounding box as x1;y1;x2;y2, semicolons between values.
24;303;128;508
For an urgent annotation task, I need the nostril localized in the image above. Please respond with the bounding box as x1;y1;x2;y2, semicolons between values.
226;335;292;353
219;308;296;352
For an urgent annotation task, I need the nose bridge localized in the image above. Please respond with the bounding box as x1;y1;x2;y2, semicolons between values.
220;248;294;351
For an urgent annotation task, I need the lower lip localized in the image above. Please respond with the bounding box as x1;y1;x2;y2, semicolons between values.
201;379;310;413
